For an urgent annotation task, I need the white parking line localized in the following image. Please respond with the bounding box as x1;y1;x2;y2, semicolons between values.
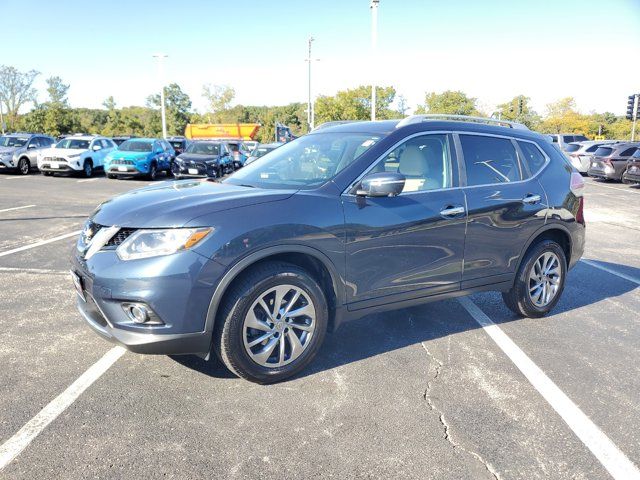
0;230;81;258
0;267;68;275
77;178;99;183
3;176;28;180
586;181;639;194
581;259;640;286
0;346;125;471
458;297;640;480
0;205;35;213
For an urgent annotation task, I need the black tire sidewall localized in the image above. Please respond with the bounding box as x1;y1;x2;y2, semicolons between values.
515;240;567;317
219;267;328;383
18;158;29;175
149;163;157;180
83;160;92;177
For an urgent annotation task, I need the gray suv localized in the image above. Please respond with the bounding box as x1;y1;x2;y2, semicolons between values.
0;133;55;174
72;115;586;383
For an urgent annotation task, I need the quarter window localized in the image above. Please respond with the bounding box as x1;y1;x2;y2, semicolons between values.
369;134;453;193
620;148;637;157
562;135;574;144
517;141;547;176
460;135;521;186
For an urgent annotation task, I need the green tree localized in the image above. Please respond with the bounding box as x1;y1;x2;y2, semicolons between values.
415;90;479;116
101;96;123;136
495;95;540;129
147;83;192;136
202;84;235;122
0;65;39;130
314;85;397;127
538;97;590;135
43;76;74;136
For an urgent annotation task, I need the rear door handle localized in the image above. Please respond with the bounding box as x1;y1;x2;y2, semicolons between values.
440;205;466;218
522;194;541;205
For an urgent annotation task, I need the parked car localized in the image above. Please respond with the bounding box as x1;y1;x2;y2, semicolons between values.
225;140;250;169
588;142;639;181
550;133;589;151
243;140;259;152
38;135;116;177
563;140;619;173
173;141;232;179
245;142;283;165
112;135;138;146
71;115;585;383
0;133;55;174
104;138;175;180
621;148;640;185
167;136;191;156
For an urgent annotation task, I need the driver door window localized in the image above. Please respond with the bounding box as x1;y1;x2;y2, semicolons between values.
369;134;454;193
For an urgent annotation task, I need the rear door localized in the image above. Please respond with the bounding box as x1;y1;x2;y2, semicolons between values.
342;132;467;309
457;133;547;286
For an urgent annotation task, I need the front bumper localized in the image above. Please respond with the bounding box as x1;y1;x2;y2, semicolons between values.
174;162;218;178
106;164;148;176
39;159;82;172
0;157;16;169
71;247;224;355
622;168;640;184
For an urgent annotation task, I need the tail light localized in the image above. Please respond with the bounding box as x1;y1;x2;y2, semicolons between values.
603;158;613;168
570;172;585;224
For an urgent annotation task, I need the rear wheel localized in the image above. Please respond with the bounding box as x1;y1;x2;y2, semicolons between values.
214;262;328;384
18;158;30;175
502;239;567;318
107;173;117;179
82;160;93;178
43;171;53;176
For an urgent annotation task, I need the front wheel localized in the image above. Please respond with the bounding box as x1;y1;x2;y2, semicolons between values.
214;262;328;384
502;239;567;318
147;163;157;180
82;160;93;178
18;158;30;175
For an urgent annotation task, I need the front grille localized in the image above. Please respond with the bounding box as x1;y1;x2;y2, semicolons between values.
112;159;134;165
105;228;137;246
44;156;67;162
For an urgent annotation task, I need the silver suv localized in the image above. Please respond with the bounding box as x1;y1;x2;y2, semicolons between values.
0;133;55;175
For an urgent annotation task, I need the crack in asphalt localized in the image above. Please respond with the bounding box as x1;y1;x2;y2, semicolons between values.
418;334;501;480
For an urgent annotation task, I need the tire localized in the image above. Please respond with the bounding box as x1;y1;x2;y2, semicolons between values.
214;262;328;384
18;158;30;175
82;160;93;178
148;162;157;180
107;173;117;179
43;171;53;176
502;239;567;318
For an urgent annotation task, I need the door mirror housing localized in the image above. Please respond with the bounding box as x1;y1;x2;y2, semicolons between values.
92;145;101;151
27;143;37;150
354;172;406;197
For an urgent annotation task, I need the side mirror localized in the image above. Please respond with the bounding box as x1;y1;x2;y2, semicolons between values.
222;151;230;157
28;143;37;149
92;145;101;151
354;172;405;197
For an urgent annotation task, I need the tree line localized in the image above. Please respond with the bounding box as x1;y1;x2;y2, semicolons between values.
0;65;634;142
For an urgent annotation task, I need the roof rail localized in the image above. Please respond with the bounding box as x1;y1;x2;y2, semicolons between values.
396;114;529;131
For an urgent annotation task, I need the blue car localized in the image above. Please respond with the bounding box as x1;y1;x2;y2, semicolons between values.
105;138;175;180
72;116;585;383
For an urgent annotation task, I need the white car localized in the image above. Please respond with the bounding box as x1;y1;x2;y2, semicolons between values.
38;135;116;177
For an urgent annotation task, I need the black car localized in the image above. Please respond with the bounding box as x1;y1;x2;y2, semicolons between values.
172;140;232;179
167;136;191;156
72;115;585;384
112;135;138;146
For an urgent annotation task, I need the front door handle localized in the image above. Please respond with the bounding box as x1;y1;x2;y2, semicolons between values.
440;205;466;218
522;194;541;205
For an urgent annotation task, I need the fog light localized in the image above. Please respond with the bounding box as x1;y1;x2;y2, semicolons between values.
129;305;149;323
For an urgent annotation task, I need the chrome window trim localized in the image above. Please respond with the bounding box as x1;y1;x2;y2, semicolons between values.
342;130;551;197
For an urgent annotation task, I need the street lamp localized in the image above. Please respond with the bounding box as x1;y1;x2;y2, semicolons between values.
305;37;319;131
153;53;168;139
370;0;379;121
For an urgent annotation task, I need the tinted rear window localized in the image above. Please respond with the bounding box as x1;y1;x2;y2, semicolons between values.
594;147;613;157
564;144;580;153
517;141;547;176
562;136;574;143
585;145;600;153
460;135;521;186
620;148;637;157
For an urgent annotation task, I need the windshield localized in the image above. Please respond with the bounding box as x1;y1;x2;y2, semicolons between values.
225;132;380;189
564;144;581;153
594;147;613;157
0;136;28;147
169;141;184;149
56;138;90;150
119;140;152;152
186;142;220;155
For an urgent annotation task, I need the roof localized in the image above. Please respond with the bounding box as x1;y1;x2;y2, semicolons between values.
309;120;400;135
257;142;284;148
121;138;157;143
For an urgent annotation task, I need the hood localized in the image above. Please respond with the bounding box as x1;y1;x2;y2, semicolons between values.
178;153;220;163
44;147;85;156
0;146;19;155
91;180;295;228
107;150;151;161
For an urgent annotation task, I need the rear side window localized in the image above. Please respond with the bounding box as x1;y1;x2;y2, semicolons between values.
619;148;637;157
586;144;600;153
517;141;547;176
574;135;588;142
594;147;613;157
564;144;580;153
562;135;574;144
460;135;521;186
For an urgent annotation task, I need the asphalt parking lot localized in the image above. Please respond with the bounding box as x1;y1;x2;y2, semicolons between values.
0;173;638;479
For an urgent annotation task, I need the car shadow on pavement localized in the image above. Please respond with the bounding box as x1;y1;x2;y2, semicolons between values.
171;260;638;381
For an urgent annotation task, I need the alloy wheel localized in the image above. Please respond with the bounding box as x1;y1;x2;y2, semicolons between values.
19;159;29;175
528;252;561;307
242;284;316;368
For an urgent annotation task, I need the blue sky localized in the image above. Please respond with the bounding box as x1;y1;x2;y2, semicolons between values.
3;0;639;115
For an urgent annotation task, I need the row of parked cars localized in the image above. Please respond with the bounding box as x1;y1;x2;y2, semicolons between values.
552;134;640;185
0;132;284;180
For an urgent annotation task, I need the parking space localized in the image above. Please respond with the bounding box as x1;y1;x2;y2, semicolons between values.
0;174;638;479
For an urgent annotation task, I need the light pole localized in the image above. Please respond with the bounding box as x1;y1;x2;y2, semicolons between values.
370;0;379;121
306;37;316;131
153;53;168;139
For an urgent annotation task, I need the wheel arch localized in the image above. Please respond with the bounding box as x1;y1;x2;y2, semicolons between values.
204;245;344;336
516;223;572;273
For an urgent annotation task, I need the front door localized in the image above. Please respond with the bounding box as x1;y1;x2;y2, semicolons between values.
342;133;466;309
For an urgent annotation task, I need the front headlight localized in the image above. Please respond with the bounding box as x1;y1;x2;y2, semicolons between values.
116;227;212;261
68;153;81;158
